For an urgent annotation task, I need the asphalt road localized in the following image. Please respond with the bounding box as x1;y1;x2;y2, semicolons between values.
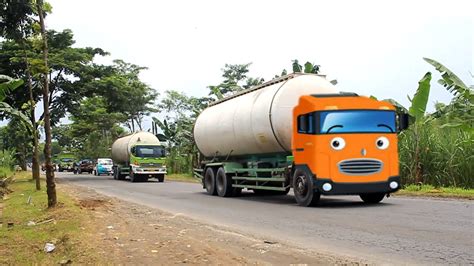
57;172;473;264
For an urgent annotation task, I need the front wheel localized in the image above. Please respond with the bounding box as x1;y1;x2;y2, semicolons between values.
292;169;320;207
156;174;165;182
360;193;385;204
130;171;139;182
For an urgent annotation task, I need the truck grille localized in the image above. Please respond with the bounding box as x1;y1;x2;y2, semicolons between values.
338;159;383;175
140;163;162;167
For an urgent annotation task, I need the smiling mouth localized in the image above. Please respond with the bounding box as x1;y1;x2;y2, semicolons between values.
338;158;383;175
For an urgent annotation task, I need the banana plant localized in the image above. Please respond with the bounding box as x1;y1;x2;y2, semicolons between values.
408;72;432;120
0;75;32;130
0;75;24;102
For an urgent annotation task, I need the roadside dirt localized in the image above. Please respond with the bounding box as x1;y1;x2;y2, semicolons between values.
60;183;362;265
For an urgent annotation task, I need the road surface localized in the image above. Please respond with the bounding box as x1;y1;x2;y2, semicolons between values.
57;172;473;264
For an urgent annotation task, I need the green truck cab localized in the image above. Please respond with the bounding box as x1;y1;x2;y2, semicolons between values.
111;132;167;183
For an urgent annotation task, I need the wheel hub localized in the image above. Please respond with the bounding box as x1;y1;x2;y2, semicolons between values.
295;175;308;196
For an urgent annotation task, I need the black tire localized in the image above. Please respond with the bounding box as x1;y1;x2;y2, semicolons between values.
157;174;165;182
216;167;232;197
118;173;126;180
204;167;217;195
130;171;140;183
292;169;320;207
360;193;385;204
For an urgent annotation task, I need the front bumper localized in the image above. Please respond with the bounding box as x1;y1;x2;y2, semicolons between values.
314;176;401;195
98;169;113;174
132;168;167;175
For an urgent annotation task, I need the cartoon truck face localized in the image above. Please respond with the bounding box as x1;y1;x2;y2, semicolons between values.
292;95;401;194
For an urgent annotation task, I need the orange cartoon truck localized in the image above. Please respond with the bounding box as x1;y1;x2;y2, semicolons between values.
193;73;409;206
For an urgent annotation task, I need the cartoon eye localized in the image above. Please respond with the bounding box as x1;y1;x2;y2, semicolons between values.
330;137;345;150
376;136;389;150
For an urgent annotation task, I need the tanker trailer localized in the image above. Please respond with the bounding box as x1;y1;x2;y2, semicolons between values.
193;73;409;206
111;132;167;183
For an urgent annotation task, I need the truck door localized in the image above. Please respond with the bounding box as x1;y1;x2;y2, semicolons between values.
293;112;316;167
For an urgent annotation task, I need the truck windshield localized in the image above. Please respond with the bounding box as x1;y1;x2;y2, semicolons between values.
98;159;113;165
61;158;73;162
320;110;396;134
135;146;166;158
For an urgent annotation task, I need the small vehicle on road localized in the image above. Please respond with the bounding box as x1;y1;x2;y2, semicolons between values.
94;158;113;176
58;157;75;172
74;159;94;174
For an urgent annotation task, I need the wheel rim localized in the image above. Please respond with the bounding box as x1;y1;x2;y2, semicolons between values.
295;174;308;197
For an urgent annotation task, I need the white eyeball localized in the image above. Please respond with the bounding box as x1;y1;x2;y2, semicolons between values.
330;137;346;150
376;136;390;150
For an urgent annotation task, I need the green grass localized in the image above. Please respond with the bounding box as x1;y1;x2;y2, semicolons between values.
397;184;474;199
166;173;200;183
0;172;98;264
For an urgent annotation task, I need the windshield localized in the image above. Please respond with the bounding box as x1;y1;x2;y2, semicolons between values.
61;158;74;162
320;110;396;134
135;146;166;158
98;159;113;165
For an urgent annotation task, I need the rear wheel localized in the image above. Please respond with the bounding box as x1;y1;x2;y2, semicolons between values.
117;172;126;180
216;167;232;197
293;169;320;207
157;174;165;182
204;167;217;195
360;193;385;204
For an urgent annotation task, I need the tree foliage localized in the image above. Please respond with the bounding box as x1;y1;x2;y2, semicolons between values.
207;63;264;100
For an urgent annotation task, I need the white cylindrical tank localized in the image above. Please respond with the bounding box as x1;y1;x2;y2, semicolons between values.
111;132;160;163
194;74;338;158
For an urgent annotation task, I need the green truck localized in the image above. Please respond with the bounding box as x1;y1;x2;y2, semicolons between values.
56;152;76;172
111;132;167;183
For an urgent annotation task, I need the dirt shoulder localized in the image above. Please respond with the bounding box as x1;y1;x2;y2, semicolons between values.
60;183;361;265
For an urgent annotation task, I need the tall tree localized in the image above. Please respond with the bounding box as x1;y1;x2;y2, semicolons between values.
91;60;157;131
207;63;264;100
0;0;41;189
36;0;56;207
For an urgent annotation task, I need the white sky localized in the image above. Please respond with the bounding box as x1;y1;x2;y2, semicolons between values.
4;0;474;130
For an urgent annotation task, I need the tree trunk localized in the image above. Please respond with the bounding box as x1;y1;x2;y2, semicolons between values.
21;39;40;190
37;0;56;207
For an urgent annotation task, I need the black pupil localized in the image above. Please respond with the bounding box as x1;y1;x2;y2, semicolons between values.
377;140;384;146
333;141;340;147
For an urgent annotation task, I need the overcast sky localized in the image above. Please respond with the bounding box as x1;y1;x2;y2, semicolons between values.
19;0;474;129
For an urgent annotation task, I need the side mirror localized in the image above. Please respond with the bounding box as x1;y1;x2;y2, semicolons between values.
398;113;410;132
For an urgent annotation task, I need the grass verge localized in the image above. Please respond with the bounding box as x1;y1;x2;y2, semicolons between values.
166;173;200;183
396;184;474;199
0;172;98;264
